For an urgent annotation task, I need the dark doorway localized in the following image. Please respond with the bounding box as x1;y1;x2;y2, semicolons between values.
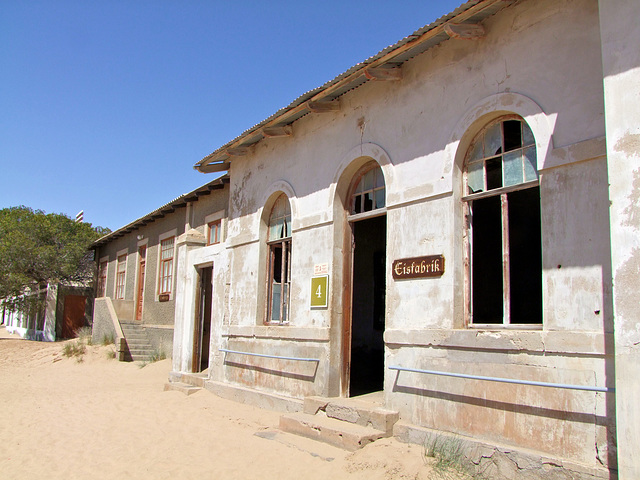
193;266;213;373
350;214;386;396
61;295;86;339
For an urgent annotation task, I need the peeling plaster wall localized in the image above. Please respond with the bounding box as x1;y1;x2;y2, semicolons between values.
203;0;616;472
599;0;640;477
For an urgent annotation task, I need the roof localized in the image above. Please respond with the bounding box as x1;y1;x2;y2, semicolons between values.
194;0;513;173
91;173;229;248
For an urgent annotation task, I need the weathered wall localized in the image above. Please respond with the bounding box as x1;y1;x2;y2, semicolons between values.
204;0;614;472
599;0;640;478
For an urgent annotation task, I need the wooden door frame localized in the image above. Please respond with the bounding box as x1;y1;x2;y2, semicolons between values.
135;245;146;322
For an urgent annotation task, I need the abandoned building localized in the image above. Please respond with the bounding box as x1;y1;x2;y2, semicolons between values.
90;174;228;360
91;0;639;478
2;284;93;341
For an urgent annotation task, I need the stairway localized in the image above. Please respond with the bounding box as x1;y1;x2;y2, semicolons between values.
279;394;399;451
164;371;207;395
120;322;154;362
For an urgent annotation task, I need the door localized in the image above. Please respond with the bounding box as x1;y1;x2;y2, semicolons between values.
192;266;213;373
61;295;86;339
135;246;146;321
347;215;387;396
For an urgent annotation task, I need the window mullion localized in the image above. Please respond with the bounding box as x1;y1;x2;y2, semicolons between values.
501;193;510;324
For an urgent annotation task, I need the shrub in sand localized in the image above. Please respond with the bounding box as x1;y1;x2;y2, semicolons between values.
423;433;481;479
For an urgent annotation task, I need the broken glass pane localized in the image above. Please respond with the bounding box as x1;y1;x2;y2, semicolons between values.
486;158;502;190
353;194;362;214
484;123;502;157
467;161;484;194
503;151;523;186
364;192;374;211
503;120;522;152
524;146;537;181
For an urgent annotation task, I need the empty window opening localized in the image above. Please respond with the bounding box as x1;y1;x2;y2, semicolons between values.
464;117;542;325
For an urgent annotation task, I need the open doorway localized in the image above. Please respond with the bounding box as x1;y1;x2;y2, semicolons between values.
341;161;387;397
349;215;386;396
192;266;212;373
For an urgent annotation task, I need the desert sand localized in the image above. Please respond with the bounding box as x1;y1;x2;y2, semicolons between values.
0;326;465;480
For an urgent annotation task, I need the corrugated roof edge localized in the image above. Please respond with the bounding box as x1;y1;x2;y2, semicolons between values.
195;0;481;168
91;173;229;248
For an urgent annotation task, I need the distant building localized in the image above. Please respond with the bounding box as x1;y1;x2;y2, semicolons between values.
90;175;228;361
2;284;93;341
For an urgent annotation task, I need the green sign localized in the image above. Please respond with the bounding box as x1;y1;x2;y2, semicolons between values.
310;275;329;308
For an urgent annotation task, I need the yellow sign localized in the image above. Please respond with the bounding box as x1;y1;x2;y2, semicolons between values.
310;275;329;308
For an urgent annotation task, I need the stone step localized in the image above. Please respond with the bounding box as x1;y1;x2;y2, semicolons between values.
279;411;387;451
303;396;399;434
164;382;201;396
181;373;207;388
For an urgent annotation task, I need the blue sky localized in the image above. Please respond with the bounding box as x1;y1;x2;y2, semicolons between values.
1;1;462;231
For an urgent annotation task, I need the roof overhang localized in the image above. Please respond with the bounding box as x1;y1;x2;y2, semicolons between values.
194;0;512;173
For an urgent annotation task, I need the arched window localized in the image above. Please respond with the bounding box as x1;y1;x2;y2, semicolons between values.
351;165;385;215
463;117;542;325
266;194;291;323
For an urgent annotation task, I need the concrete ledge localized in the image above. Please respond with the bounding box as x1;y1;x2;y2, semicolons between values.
385;329;609;356
393;421;612;480
204;380;303;413
221;325;330;342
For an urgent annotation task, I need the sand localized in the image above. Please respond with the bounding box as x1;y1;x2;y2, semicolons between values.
0;326;462;480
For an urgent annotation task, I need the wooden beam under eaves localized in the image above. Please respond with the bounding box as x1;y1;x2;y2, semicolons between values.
199;161;230;173
262;125;293;138
227;146;250;156
443;23;485;40
364;66;402;81
307;100;340;113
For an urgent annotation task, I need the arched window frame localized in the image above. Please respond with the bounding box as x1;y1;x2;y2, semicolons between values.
265;194;292;324
462;115;542;327
348;163;386;220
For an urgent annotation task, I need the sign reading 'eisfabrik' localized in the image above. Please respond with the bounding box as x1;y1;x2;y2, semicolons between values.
392;255;445;279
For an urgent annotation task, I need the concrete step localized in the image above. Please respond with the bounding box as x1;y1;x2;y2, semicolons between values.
279;411;387;451
164;382;201;396
181;373;207;388
303;396;399;434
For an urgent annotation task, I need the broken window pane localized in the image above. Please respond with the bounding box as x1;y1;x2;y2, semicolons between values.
503;151;523;187
484;123;502;157
503;120;522;152
351;165;386;215
486;158;502;190
364;192;374;212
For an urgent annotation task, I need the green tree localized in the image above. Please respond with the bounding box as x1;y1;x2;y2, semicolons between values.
0;206;109;312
